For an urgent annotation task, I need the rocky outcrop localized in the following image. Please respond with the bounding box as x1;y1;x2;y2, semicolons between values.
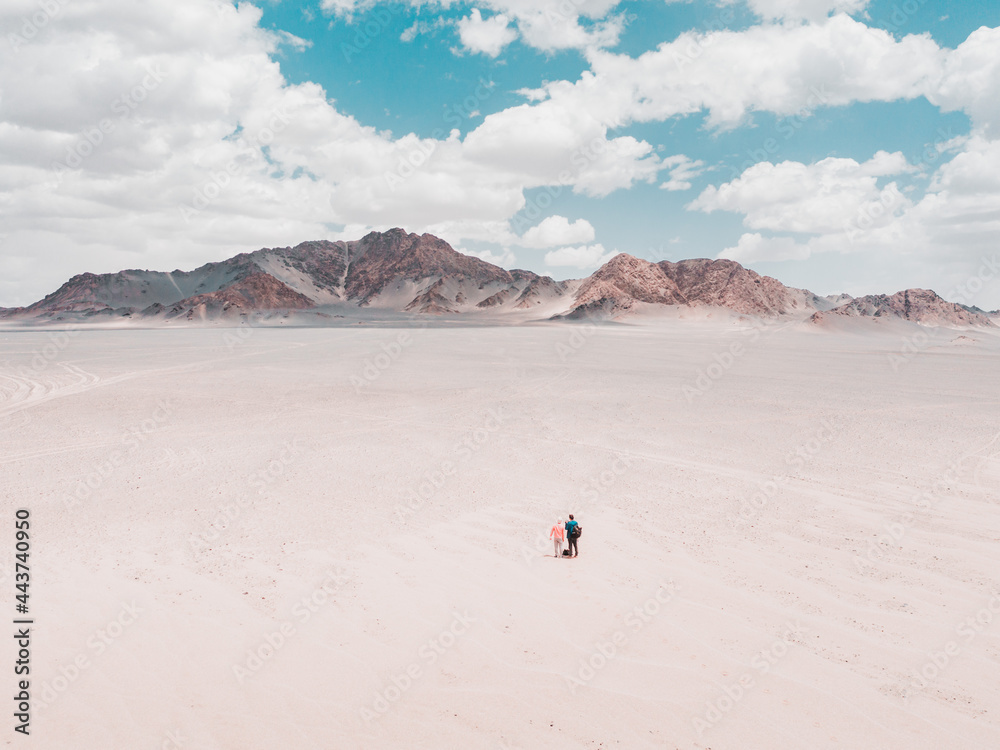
344;229;514;305
167;272;314;316
404;279;457;314
810;289;994;327
7;229;573;320
6;231;991;328
569;254;804;317
477;289;513;308
572;254;686;312
514;276;570;309
661;258;801;315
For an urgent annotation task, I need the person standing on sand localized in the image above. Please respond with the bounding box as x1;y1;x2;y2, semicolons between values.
565;514;579;557
550;518;565;557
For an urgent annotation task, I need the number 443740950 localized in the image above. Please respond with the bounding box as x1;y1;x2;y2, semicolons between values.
15;509;30;612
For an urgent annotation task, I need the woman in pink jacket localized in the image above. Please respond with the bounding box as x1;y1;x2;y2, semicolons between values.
550;518;565;557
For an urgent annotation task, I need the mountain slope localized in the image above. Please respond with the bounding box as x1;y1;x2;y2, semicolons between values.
15;242;346;316
343;230;513;305
567;254;814;317
164;273;315;319
3;230;571;321
809;289;994;327
3;231;991;328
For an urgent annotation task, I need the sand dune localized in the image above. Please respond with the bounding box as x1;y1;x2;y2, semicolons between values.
1;321;999;749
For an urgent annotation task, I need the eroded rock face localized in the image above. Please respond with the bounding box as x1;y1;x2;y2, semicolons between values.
169;272;315;314
477;289;513;308
8;231;990;327
573;254;686;311
660;258;799;315
810;289;994;327
10;229;571;320
570;254;803;317
344;229;514;304
404;279;456;314
514;276;569;309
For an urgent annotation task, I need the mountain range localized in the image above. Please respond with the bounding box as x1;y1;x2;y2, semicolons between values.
1;229;994;328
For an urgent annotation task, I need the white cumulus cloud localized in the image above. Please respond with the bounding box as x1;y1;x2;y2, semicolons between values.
718;233;812;263
689;151;913;234
660;155;705;191
706;137;1000;306
462;247;517;267
456;9;518;57
519;216;596;248
727;0;871;22
544;244;616;269
3;0;1000;307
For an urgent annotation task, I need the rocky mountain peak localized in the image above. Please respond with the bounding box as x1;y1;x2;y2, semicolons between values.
810;288;994;327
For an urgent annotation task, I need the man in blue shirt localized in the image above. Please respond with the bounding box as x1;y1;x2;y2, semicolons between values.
565;514;579;557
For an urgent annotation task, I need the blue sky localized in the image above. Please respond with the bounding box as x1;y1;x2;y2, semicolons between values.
1;0;999;306
264;0;998;300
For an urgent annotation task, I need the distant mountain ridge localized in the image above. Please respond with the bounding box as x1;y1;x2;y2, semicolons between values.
6;230;571;321
1;229;992;328
566;253;830;318
809;289;995;327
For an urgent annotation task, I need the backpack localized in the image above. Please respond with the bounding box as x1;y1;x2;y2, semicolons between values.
571;524;582;539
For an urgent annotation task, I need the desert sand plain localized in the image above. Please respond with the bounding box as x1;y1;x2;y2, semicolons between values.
1;317;999;749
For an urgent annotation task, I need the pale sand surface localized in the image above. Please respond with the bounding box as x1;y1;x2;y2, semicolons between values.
2;321;999;749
